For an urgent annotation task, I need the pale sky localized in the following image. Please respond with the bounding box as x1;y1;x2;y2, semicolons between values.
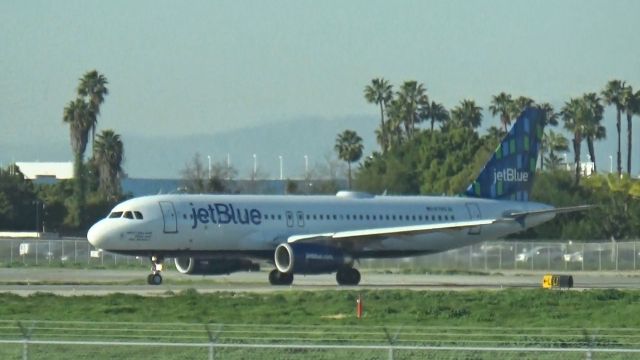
1;0;639;177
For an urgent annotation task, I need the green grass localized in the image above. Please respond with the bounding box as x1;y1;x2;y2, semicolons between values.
0;289;639;328
1;289;640;359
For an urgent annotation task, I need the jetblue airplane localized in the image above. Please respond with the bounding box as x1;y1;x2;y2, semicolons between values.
88;108;588;285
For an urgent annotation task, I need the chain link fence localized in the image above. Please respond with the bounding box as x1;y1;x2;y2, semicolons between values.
1;237;639;272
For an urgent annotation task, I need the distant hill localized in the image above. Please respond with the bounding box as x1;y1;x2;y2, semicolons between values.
2;114;379;179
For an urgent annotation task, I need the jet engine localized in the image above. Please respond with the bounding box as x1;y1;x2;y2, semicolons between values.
274;243;352;274
174;257;260;275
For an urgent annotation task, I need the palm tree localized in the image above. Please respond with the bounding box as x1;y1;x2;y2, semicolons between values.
451;99;483;130
543;130;569;170
581;93;606;173
507;96;535;121
364;78;393;152
93;130;124;199
602;79;626;176
422;101;450;131
77;70;109;145
396;81;428;138
536;103;559;170
63;98;93;179
489;92;514;131
384;98;406;149
562;98;586;184
63;98;93;225
621;85;640;175
334;130;364;189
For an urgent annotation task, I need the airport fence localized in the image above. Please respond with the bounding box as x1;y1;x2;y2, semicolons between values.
1;320;640;359
1;237;640;273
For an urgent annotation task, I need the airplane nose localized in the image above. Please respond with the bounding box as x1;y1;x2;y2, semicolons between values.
87;220;107;248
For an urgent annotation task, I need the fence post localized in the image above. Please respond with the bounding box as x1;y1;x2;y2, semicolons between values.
205;324;223;360
17;321;35;360
383;326;402;360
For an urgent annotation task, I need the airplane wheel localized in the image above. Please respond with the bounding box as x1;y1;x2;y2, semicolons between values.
336;267;360;286
150;273;162;285
146;274;153;285
269;269;294;285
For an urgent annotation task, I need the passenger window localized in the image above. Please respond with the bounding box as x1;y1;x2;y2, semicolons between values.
346;215;350;220
108;211;123;218
366;215;370;220
134;211;143;220
333;215;337;220
438;215;442;221
123;211;134;219
320;215;324;220
451;215;455;220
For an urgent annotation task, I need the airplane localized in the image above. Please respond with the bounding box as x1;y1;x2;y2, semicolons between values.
87;107;589;286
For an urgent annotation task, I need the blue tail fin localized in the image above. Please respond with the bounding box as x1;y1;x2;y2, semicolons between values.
465;107;544;201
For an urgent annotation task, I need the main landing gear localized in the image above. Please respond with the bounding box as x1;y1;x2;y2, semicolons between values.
269;269;294;285
336;266;361;286
268;267;361;286
147;255;164;285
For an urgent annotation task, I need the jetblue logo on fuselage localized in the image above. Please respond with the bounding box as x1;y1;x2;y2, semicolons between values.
493;168;529;183
190;203;262;229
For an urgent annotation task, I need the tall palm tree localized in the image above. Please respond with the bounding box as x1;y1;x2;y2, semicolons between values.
536;103;559;170
77;70;109;145
63;98;93;179
93;130;124;199
451;99;483;130
621;85;640;175
334;130;364;189
510;96;535;120
602;79;626;176
543;130;569;170
396;81;428;138
364;78;393;152
385;98;406;149
562;98;586;184
422;101;449;131
489;92;514;131
581;93;606;173
63;98;93;225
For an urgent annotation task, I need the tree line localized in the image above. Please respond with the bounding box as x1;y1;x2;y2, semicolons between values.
0;70;126;232
331;78;640;240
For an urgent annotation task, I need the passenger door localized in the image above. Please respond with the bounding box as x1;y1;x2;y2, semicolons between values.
159;201;178;233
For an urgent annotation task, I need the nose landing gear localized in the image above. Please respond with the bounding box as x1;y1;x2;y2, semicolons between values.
147;255;164;285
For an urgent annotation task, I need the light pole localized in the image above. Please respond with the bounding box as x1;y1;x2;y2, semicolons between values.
252;154;257;180
278;155;283;180
304;155;309;178
609;155;613;173
207;155;212;179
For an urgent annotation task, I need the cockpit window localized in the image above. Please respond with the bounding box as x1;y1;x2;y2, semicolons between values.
123;211;134;219
134;211;143;220
108;211;123;218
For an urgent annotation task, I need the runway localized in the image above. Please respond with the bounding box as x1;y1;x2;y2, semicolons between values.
1;268;640;295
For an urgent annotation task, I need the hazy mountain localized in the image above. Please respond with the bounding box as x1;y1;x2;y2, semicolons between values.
2;115;379;179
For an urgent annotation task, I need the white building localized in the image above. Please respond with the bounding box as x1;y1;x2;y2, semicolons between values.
14;162;73;180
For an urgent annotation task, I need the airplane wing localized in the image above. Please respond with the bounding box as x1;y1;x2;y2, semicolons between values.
286;218;500;247
505;205;595;218
286;205;593;249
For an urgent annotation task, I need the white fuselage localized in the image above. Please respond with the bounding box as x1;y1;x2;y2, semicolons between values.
87;192;554;259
